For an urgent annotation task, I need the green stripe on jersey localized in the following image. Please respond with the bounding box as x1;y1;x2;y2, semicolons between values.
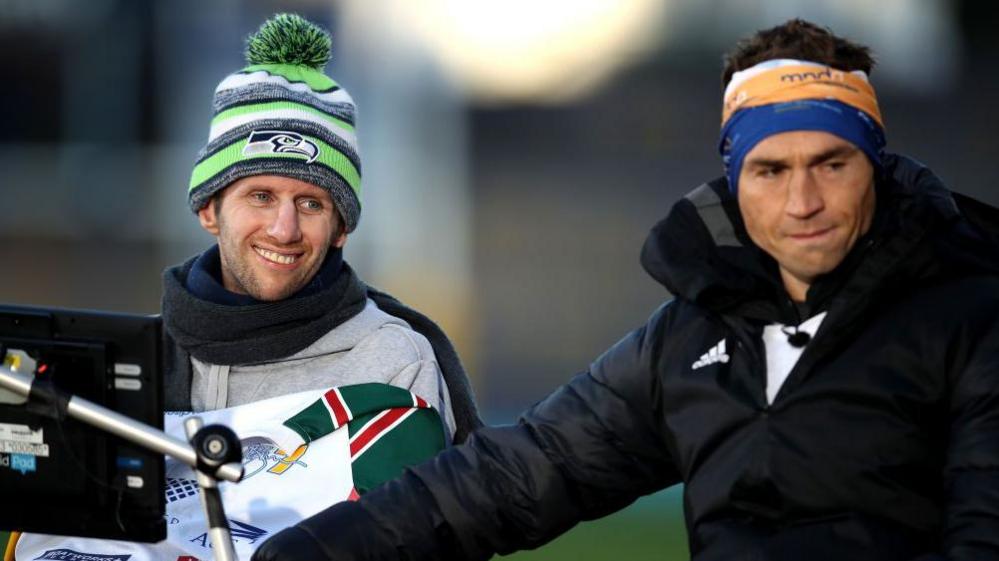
280;384;435;448
283;399;336;443
189;134;360;192
242;63;338;92
338;383;420;414
212;101;354;133
350;408;446;494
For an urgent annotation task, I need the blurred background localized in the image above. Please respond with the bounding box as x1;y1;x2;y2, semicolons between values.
1;0;997;558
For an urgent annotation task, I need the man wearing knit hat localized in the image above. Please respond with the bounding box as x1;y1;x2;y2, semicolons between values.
254;19;999;561
159;13;482;440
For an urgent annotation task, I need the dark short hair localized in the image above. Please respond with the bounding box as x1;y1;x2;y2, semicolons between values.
722;19;875;87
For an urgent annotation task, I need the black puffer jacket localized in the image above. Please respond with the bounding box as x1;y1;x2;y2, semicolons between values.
253;155;999;561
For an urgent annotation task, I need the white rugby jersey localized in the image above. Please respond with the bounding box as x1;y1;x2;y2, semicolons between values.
15;383;445;561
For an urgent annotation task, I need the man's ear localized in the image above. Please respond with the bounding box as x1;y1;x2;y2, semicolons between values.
331;229;348;249
198;199;220;236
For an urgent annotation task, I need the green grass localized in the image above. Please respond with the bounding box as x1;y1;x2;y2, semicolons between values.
500;486;688;561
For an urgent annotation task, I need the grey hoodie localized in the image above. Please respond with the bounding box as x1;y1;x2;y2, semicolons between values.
189;298;456;437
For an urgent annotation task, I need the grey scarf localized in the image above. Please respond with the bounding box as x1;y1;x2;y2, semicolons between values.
162;255;367;365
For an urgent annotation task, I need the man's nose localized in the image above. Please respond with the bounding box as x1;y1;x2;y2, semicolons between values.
785;169;825;219
267;201;302;243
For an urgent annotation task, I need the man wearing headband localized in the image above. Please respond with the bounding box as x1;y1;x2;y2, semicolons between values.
254;19;999;561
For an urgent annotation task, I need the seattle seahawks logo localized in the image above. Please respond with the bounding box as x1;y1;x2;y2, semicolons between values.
243;130;320;163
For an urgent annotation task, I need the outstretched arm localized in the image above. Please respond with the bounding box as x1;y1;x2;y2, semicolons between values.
253;304;682;561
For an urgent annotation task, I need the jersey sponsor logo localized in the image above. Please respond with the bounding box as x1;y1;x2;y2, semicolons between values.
692;338;730;370
242;442;309;479
243;130;320;163
165;477;200;503
188;519;268;549
32;549;131;560
230;519;268;543
267;444;308;475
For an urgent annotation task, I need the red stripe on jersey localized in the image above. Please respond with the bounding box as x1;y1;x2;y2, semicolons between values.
324;388;351;427
350;407;410;457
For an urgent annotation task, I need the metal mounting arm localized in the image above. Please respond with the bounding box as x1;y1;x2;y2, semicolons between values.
0;364;244;557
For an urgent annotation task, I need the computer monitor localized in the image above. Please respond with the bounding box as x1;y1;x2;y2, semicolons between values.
0;303;165;542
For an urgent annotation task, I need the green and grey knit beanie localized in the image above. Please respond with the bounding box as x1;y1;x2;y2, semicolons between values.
188;13;361;231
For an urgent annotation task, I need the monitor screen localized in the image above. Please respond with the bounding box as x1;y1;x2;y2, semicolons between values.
0;304;165;542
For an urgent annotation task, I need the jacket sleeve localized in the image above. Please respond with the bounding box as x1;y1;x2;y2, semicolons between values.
252;303;683;561
937;304;999;560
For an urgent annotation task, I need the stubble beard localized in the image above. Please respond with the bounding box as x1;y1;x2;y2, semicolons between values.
216;209;326;302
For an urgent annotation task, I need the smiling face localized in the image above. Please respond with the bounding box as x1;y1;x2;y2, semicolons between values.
737;130;876;302
198;175;347;301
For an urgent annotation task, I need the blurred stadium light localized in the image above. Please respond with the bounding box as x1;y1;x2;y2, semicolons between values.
341;0;668;104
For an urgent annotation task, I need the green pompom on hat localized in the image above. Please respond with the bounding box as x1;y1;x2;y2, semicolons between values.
246;13;332;68
188;13;362;232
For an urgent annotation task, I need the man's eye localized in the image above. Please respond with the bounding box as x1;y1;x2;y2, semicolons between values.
301;199;323;211
825;161;845;171
250;192;271;203
758;167;781;178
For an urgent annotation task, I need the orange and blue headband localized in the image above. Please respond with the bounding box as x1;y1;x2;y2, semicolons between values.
719;59;886;192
